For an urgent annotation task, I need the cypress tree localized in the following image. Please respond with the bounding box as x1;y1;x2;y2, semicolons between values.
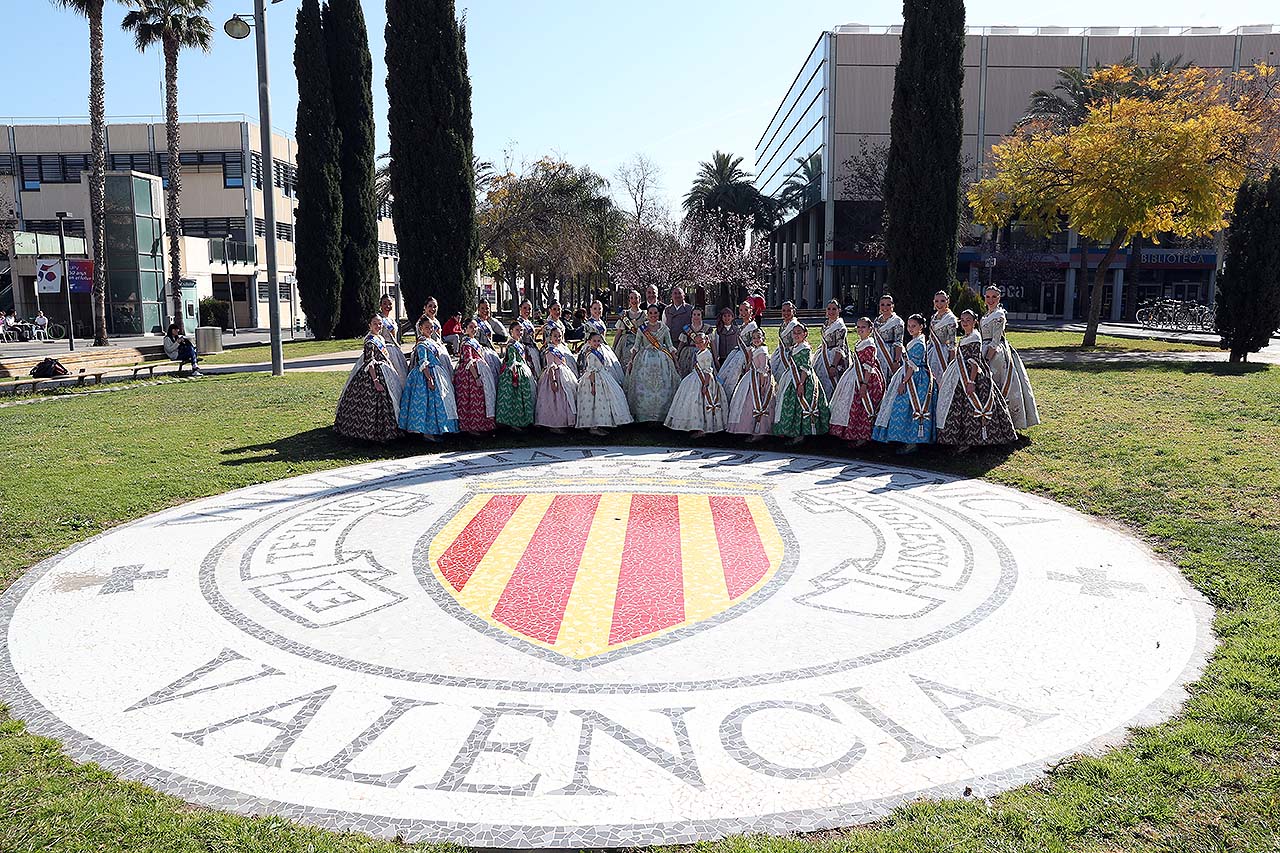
883;0;966;312
1216;167;1280;362
293;0;343;339
325;0;380;338
385;0;477;320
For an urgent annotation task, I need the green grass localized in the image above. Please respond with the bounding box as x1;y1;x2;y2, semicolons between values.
198;337;365;365
2;364;1279;851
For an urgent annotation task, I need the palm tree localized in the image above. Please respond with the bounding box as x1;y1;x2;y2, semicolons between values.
776;152;823;215
52;0;110;345
121;0;213;334
684;150;775;231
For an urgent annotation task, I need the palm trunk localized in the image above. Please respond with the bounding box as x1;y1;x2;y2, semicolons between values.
88;0;108;346
1082;229;1127;347
163;36;185;334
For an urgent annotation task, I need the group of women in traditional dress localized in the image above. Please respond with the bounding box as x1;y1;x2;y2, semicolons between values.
334;285;1039;451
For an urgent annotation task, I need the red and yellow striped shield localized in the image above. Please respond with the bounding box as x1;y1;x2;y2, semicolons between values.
427;481;785;660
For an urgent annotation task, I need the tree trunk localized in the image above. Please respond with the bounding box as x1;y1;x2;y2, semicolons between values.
1082;229;1127;347
88;0;108;346
163;36;185;334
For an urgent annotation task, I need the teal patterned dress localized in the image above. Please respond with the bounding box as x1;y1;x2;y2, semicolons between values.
771;344;830;437
496;341;536;428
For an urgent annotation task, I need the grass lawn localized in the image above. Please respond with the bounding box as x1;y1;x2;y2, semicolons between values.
198;337;365;365
1;363;1278;851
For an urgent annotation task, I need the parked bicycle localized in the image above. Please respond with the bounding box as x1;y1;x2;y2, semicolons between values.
1136;299;1215;332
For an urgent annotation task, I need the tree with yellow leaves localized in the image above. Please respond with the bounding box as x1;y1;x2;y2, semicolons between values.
970;64;1280;346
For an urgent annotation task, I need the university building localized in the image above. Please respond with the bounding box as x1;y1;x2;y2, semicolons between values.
1;117;399;335
757;24;1280;320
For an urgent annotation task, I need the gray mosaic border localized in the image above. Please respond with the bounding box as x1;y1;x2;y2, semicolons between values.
0;447;1219;848
190;453;1014;693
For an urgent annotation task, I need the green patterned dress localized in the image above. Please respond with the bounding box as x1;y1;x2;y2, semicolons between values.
772;343;831;437
495;341;536;428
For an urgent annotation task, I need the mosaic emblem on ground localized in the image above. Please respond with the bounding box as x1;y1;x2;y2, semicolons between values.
0;447;1213;848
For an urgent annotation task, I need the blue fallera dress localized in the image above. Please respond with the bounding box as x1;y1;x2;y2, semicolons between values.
399;340;458;436
872;335;936;445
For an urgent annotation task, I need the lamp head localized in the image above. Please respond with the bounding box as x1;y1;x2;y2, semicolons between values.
56;211;69;219
223;15;251;39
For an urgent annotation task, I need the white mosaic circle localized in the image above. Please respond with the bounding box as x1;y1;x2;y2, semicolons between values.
0;447;1212;848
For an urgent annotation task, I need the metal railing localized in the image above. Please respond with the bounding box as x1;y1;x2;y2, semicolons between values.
209;239;258;265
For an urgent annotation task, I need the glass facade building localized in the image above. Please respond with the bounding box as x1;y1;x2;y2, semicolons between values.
104;172;166;335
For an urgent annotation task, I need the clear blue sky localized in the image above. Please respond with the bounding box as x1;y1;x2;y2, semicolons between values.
4;0;1276;210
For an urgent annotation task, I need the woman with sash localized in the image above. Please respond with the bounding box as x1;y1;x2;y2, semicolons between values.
727;328;775;440
453;319;497;434
936;309;1017;450
582;300;625;384
873;314;935;454
772;323;830;445
377;295;409;380
815;299;849;398
515;300;543;377
535;325;578;432
665;331;728;436
871;294;905;378
828;317;885;447
625;305;681;422
335;315;404;443
927;290;959;379
981;286;1041;430
496;319;537;430
716;301;758;388
770;301;800;382
399;315;458;441
613;290;645;363
577;331;634;435
542;301;567;347
473;299;504;375
675;307;714;376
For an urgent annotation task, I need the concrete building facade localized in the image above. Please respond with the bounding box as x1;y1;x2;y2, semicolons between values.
1;117;399;334
756;24;1280;320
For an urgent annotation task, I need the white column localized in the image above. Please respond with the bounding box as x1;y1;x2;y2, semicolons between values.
1110;267;1124;322
1063;230;1078;321
806;207;819;308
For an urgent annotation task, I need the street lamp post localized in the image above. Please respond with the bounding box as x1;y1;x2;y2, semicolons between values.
56;211;74;353
223;234;238;336
225;0;284;376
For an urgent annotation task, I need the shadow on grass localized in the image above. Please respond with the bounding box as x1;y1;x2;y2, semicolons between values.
220;423;1025;479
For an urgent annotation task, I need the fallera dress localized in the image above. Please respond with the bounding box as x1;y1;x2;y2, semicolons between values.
379;315;409;380
453;337;497;432
665;347;728;433
815;318;849;398
772;342;830;438
613;308;645;363
335;334;404;443
873;335;935;445
496;341;537;428
769;318;801;381
871;313;905;378
515;316;543;377
624;323;681;423
675;321;715;376
398;339;458;436
935;331;1018;446
980;307;1040;430
716;319;758;388
828;338;885;443
576;347;634;429
473;315;505;376
927;311;958;379
581;317;626;385
727;344;776;436
535;344;579;428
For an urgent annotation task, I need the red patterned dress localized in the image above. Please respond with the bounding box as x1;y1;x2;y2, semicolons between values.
828;340;885;443
453;338;496;432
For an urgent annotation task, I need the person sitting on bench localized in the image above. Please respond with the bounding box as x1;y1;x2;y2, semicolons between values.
163;324;202;376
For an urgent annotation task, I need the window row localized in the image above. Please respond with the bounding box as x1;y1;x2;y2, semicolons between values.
378;241;399;258
22;218;87;238
182;217;248;243
18;154;90;189
252;218;295;241
249;153;299;197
